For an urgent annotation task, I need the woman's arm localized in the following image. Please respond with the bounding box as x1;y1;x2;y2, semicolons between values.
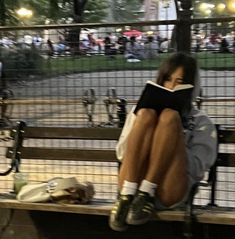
186;115;217;182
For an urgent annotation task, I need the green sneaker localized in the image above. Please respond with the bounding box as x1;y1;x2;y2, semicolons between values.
109;194;133;232
126;191;155;225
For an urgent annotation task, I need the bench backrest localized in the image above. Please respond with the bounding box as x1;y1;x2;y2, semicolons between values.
6;121;235;166
8;123;234;161
217;125;235;166
207;125;235;206
7;122;121;164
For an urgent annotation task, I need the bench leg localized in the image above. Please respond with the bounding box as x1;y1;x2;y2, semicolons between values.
183;183;199;239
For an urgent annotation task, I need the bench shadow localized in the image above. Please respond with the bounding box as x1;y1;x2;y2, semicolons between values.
30;211;183;239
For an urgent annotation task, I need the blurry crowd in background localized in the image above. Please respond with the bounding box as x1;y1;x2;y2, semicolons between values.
192;30;235;53
1;28;235;62
0;29;166;61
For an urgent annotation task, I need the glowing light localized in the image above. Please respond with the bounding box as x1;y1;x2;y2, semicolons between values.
16;8;33;18
216;3;226;13
208;4;215;9
199;3;209;12
198;2;215;15
204;9;212;15
227;0;235;12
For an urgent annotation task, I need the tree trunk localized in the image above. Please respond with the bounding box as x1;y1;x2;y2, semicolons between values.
0;0;6;26
67;0;88;55
49;0;59;20
175;0;192;53
74;0;88;23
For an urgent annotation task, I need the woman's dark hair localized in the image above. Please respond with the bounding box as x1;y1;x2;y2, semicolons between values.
156;52;198;118
156;52;197;86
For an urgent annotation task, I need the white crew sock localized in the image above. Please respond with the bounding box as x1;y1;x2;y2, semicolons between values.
139;180;157;197
120;180;138;195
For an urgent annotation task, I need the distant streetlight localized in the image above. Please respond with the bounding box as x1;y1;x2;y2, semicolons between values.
216;3;226;13
204;9;212;16
199;3;208;12
198;2;215;16
227;0;235;13
16;8;33;19
198;1;235;16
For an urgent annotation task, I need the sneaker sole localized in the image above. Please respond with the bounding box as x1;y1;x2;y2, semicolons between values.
109;219;128;232
126;213;153;225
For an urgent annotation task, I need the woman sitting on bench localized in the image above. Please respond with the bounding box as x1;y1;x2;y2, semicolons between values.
109;52;217;232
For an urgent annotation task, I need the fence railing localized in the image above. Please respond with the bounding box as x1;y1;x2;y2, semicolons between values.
0;17;235;207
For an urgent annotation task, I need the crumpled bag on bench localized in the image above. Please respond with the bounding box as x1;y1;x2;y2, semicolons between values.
17;177;95;204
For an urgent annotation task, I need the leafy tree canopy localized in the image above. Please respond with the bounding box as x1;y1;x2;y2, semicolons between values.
83;0;108;22
0;0;108;26
111;0;144;22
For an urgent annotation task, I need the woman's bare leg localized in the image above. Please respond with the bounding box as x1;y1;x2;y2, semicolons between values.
119;108;158;188
145;108;188;206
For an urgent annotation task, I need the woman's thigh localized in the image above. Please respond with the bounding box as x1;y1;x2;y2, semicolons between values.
156;130;189;207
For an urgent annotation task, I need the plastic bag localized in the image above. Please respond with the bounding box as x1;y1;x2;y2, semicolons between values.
17;177;95;204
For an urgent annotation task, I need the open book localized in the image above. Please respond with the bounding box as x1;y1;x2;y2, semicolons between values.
134;81;194;114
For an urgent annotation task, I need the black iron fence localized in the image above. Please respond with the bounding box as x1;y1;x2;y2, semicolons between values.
0;18;234;206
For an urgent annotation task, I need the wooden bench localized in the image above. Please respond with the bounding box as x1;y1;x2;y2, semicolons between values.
0;121;234;238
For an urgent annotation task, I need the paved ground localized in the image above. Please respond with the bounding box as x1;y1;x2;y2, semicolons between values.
10;69;235;98
7;69;235;126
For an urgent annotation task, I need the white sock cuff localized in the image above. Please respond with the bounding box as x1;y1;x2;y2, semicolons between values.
140;180;157;188
139;180;157;197
123;180;138;188
121;180;138;195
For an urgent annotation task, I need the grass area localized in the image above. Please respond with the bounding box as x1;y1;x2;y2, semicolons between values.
42;54;169;76
196;52;235;70
42;52;235;76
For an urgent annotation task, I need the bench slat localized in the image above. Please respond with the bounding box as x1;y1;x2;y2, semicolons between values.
0;199;112;216
196;209;235;225
217;153;235;167
23;127;121;140
22;127;235;142
218;128;235;143
155;209;235;225
7;147;118;162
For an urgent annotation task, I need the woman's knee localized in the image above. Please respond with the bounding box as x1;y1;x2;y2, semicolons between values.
158;108;181;127
157;180;188;207
136;108;158;126
158;191;185;207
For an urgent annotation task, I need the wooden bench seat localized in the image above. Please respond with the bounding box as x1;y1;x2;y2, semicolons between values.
0;197;235;226
0;198;113;216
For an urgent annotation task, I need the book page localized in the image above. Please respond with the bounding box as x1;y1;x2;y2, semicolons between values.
173;84;194;91
146;81;193;92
